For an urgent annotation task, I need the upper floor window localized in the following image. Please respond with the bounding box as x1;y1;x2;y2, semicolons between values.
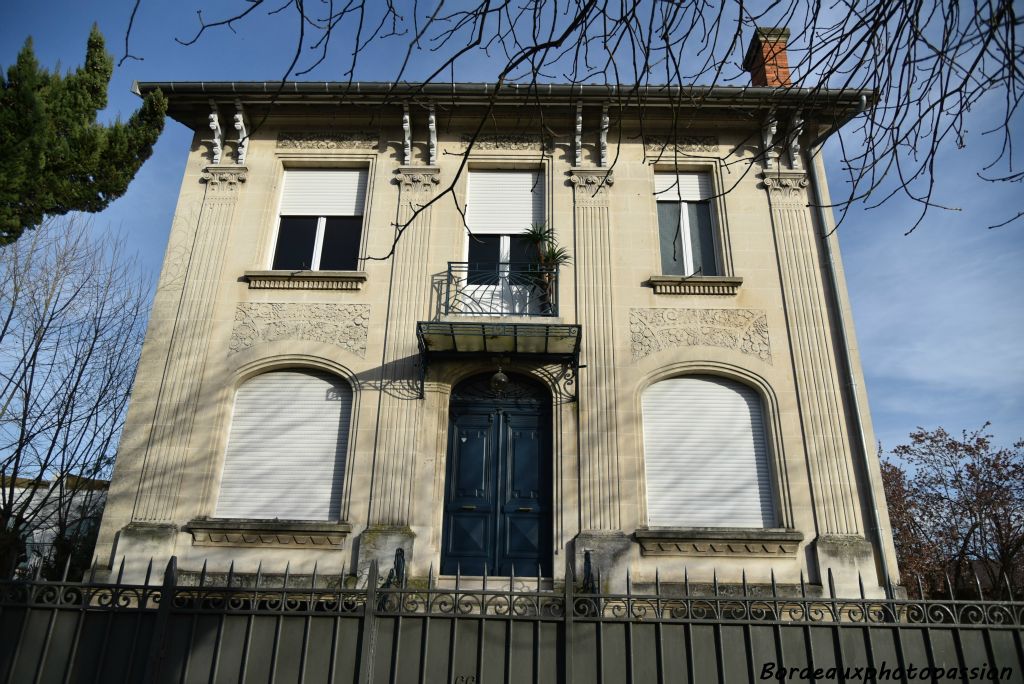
654;172;719;277
272;169;367;271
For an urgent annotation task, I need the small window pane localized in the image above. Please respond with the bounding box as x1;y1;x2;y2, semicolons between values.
319;217;362;271
508;235;538;273
687;202;718;276
657;202;684;276
272;217;318;270
467;235;501;284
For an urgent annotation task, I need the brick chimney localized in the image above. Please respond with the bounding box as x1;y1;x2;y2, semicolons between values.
743;27;792;87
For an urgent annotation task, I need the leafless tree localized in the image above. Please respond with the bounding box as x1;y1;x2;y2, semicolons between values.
123;0;1022;238
882;424;1024;599
0;217;148;578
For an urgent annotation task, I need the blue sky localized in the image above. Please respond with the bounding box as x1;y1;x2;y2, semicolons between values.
3;1;1021;453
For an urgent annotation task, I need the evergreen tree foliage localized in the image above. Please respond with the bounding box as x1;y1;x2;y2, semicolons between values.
0;26;166;245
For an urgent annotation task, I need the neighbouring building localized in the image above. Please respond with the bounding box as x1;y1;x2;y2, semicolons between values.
95;29;899;597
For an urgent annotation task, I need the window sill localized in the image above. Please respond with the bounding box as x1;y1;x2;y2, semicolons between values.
646;275;742;295
185;518;353;549
634;527;803;557
244;270;367;291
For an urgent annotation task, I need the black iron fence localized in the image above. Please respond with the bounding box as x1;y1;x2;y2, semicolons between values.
442;262;559;317
2;555;1023;683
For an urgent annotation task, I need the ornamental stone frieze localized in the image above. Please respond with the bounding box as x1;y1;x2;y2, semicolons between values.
276;131;379;149
634;528;803;557
229;303;370;357
186;519;352;549
645;135;719;154
460;134;553;151
630;307;771;363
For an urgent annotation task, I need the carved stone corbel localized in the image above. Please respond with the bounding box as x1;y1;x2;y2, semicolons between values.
787;110;804;170
428;105;437;165
232;99;249;165
761;112;778;171
206;100;223;165
402;104;412;165
395;166;441;194
599;105;609;167
574;102;583;167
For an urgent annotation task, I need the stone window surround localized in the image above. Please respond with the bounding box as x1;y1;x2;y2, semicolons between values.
648;160;738;294
634;527;803;557
259;151;379;291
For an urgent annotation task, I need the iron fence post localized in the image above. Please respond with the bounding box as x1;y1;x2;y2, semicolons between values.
358;561;379;684
143;556;177;683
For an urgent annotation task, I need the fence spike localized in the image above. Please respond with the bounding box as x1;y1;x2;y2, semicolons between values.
655;567;661;595
88;555;98;583
684;567;690;597
311;561;319;591
884;573;895;600
61;553;72;582
199;559;208;587
341;562;347;589
626;567;632;596
917;575;925;600
34;556;43;580
1003;573;1014;602
827;568;836;599
510;563;516;592
742;569;748;597
163;556;177;587
456;563;461;590
944;572;955;600
428;563;434;589
284;561;291;591
483;562;488;591
713;568;719;597
973;568;984;601
858;571;865;600
116;556;126;584
144;558;153;587
255;561;263;591
227;561;235;589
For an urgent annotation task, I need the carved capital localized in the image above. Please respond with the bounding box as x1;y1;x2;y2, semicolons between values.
569;169;614;205
762;172;809;203
201;166;248;190
395;166;442;191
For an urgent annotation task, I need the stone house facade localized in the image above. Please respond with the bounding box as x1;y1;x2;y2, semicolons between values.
95;31;899;597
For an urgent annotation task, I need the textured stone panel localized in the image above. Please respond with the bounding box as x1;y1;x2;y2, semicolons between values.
229;303;370;357
630;307;771;363
276;132;378;149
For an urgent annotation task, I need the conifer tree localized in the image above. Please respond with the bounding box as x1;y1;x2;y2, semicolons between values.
0;26;166;245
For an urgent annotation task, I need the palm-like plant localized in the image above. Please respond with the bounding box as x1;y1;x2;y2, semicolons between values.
522;223;572;268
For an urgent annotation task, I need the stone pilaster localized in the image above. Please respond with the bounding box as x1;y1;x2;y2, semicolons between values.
569;169;621;531
132;166;247;523
367;167;440;527
763;170;861;536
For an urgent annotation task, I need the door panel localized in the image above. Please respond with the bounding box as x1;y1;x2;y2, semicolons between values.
442;397;551;576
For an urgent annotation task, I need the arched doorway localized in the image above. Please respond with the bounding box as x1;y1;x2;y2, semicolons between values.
441;372;552;576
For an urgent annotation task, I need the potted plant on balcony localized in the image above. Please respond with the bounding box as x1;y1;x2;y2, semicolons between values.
522;223;571;314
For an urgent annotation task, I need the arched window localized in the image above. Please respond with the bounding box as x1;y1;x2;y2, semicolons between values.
642;375;775;528
215;369;352;521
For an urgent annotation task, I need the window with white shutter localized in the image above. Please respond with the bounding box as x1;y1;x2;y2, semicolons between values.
642;375;775;528
215;369;352;521
654;172;719;276
272;169;367;271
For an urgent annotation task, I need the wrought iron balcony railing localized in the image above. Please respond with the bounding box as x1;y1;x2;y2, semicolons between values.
442;261;559;317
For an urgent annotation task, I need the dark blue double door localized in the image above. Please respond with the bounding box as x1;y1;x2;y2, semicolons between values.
441;402;552;577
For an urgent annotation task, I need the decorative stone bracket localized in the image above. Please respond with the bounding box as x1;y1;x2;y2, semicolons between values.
635;528;803;557
186;519;353;549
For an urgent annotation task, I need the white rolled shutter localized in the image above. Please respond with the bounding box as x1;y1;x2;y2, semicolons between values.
642;376;775;527
465;170;544;234
215;369;352;521
279;169;367;216
654;172;713;201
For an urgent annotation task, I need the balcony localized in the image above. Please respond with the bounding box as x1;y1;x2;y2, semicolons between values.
440;262;559;318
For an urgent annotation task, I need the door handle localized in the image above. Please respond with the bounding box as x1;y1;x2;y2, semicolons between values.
460;505;477;511
517;507;534;513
